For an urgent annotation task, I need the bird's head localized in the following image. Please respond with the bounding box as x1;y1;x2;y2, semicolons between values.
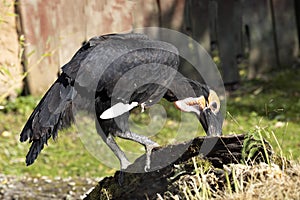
174;89;223;136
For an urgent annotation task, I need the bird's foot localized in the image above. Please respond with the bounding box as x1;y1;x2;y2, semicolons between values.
118;159;132;186
120;159;132;171
144;142;160;172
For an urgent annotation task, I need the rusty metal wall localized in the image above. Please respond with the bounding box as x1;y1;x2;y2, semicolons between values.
18;0;191;95
16;0;300;95
18;0;136;94
18;0;190;95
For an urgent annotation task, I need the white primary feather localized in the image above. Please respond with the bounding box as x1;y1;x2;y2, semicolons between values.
100;102;138;119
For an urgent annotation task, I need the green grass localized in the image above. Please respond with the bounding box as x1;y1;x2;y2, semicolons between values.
224;69;300;159
0;69;299;178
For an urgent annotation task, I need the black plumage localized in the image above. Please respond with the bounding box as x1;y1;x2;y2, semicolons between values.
20;33;222;170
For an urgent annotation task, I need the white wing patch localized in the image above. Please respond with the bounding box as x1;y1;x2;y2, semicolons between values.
100;102;138;119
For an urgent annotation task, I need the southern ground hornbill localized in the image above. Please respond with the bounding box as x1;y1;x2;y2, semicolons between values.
20;33;223;171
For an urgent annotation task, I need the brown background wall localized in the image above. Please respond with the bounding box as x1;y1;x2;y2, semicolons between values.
0;0;23;100
18;0;184;95
0;0;299;96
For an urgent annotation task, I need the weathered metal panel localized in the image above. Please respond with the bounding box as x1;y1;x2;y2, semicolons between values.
85;0;134;38
217;0;240;84
186;0;210;50
242;0;277;78
53;0;87;67
273;0;299;67
19;0;136;95
132;0;160;28
14;0;300;94
158;0;185;30
19;0;68;95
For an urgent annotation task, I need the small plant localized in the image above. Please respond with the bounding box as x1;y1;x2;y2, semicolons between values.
242;127;273;165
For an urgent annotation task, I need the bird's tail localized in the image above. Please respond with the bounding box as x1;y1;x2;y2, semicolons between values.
20;73;74;165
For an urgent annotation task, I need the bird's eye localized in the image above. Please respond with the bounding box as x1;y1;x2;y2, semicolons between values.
210;101;218;109
208;90;220;114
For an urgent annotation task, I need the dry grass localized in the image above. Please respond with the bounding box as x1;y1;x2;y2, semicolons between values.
162;160;300;200
218;162;300;200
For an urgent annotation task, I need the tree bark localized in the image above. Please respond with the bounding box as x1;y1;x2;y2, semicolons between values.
84;134;272;200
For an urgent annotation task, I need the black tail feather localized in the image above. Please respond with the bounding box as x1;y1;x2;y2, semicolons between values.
26;137;47;166
20;73;74;165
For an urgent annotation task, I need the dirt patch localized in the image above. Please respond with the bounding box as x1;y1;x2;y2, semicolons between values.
0;173;101;200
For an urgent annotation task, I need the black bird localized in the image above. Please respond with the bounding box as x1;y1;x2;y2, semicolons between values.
20;33;222;171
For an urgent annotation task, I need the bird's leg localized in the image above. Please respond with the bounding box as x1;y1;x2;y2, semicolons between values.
141;102;146;113
96;120;131;170
106;134;131;185
115;131;159;171
105;134;131;170
145;143;159;171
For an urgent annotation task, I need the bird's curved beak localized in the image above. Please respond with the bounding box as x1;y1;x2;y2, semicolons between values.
198;108;222;136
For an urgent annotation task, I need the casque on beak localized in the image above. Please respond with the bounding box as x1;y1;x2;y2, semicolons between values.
174;89;223;136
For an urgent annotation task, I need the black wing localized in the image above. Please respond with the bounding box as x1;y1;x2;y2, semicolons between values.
72;34;179;106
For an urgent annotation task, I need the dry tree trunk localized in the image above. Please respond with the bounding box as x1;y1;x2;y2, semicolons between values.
84;134;272;200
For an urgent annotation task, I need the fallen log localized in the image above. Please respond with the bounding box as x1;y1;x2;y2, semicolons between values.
84;134;273;200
